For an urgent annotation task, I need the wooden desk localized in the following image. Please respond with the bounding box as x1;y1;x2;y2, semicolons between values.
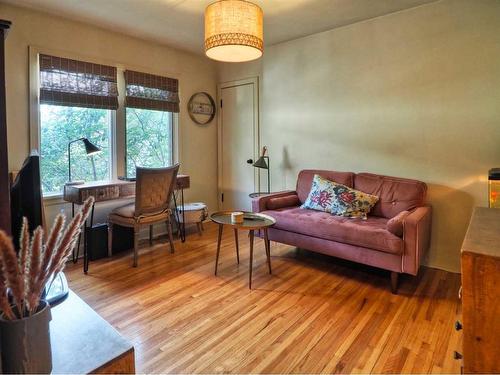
51;290;134;374
63;175;190;205
63;175;190;273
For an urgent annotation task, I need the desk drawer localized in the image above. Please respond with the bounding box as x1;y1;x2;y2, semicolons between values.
81;186;120;202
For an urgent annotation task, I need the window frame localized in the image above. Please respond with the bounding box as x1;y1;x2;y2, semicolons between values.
29;46;180;202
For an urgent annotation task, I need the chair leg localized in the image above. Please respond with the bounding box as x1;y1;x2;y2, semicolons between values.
167;220;175;254
133;226;139;267
107;222;113;257
391;272;399;294
197;222;203;236
149;225;153;245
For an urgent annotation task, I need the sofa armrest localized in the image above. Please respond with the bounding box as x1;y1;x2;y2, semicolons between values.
252;191;298;212
402;205;432;275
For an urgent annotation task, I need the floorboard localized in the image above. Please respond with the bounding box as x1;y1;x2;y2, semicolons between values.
65;222;462;374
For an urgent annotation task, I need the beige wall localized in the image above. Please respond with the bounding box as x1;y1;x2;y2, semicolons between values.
1;4;218;230
219;0;500;272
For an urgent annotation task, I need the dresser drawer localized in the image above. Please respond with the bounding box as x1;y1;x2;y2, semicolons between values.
119;183;136;198
81;186;120;203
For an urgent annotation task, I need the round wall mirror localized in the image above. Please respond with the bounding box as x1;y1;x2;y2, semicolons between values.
187;92;216;125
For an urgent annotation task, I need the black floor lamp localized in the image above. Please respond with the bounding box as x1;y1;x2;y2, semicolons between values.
67;137;101;184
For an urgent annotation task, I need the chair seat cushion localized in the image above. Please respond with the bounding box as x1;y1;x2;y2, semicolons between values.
261;207;403;255
109;203;171;225
113;203;136;218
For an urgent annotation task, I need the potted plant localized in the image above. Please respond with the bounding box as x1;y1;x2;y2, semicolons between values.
0;197;94;374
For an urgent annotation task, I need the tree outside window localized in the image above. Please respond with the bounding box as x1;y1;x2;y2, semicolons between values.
126;108;173;177
40;104;111;195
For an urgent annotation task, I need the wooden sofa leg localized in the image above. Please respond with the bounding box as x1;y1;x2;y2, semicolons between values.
390;272;399;294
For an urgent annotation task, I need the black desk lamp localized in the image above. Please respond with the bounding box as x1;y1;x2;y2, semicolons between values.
253;146;270;194
67;138;101;184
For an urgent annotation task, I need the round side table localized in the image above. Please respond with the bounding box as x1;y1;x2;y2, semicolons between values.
210;211;276;289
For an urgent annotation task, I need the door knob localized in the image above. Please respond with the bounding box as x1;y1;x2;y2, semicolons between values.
247;159;254;164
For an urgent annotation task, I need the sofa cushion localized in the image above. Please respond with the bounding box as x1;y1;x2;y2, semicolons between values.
386;210;411;237
354;173;427;219
267;194;301;210
296;170;354;204
262;207;403;254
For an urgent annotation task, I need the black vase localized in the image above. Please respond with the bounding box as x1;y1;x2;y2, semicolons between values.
0;300;52;374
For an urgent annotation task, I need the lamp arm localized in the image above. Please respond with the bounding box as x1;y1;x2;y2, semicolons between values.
67;138;85;182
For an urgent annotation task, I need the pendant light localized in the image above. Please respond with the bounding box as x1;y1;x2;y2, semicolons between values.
204;0;263;63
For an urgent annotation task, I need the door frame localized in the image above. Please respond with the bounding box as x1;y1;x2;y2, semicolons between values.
217;77;260;210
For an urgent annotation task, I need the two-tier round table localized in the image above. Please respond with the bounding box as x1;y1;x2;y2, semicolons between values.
210;211;276;289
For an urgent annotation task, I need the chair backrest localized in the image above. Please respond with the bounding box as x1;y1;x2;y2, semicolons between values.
134;164;180;217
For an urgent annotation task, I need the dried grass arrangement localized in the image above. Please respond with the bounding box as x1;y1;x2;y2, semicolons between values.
0;197;94;320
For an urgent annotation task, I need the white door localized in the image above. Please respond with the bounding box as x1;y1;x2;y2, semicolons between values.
219;79;258;211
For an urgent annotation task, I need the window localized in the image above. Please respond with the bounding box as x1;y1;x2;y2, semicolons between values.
37;54;118;196
32;53;180;197
124;70;179;177
40;105;112;195
126;108;173;178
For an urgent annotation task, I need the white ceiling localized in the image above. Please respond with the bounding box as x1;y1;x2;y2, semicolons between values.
3;0;437;55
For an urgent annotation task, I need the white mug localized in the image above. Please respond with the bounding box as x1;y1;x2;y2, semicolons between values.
231;211;244;223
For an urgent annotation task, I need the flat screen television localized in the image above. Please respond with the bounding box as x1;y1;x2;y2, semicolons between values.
10;151;44;250
9;151;68;304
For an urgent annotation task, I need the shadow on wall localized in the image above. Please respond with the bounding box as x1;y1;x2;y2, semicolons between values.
424;183;475;272
279;146;294;189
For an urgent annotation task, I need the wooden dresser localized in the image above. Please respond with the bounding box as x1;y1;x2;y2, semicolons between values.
460;207;500;374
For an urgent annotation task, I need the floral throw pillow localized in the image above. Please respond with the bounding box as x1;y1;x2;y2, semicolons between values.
301;174;379;219
301;174;337;213
330;182;379;219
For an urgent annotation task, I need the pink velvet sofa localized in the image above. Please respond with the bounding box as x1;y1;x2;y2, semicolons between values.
252;170;432;293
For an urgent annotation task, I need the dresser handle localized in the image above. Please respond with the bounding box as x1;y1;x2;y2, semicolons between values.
453;351;463;360
455;321;463;331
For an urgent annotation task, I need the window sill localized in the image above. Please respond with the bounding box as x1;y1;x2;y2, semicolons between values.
43;193;67;206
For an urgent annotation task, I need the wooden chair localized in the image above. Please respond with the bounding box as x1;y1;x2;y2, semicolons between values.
108;164;179;267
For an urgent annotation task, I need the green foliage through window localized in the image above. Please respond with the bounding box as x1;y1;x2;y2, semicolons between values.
40;104;111;195
126;108;173;177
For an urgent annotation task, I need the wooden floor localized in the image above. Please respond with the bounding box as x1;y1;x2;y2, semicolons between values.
65;222;462;374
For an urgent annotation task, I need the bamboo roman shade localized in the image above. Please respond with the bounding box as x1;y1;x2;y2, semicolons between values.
39;54;118;110
124;70;179;112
